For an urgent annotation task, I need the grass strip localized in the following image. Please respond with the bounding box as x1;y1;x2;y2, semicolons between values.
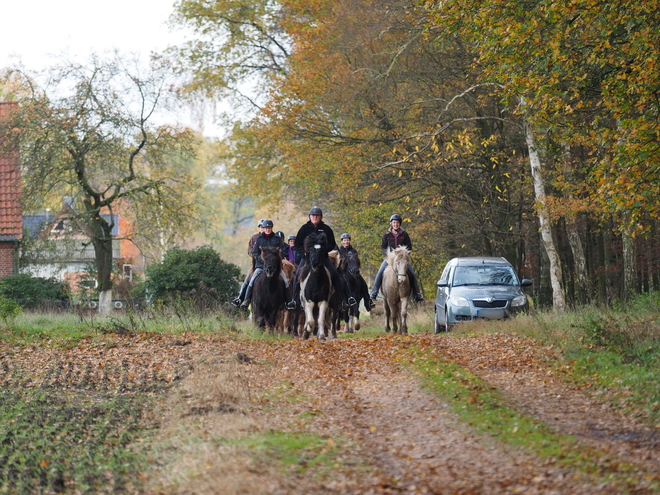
402;345;659;493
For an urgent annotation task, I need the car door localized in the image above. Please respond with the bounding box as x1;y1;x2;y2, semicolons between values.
435;262;453;324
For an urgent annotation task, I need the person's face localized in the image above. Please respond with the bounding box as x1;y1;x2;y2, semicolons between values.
341;237;351;248
391;220;401;230
288;239;295;247
264;226;273;235
310;214;322;225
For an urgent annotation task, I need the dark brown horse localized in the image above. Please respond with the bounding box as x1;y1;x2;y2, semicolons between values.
251;246;286;333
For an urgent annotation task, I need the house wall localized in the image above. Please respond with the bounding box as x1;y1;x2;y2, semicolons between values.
0;242;17;278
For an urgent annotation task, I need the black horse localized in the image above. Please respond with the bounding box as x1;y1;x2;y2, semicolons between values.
251;246;286;332
298;232;337;342
336;250;370;333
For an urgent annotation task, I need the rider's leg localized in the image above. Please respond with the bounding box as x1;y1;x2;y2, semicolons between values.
232;270;253;306
240;268;262;309
326;260;356;309
286;262;303;310
407;263;424;302
369;260;388;300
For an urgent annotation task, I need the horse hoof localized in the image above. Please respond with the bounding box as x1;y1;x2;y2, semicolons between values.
319;336;326;343
303;331;310;340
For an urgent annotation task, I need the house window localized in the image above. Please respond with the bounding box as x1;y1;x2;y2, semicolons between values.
52;220;65;233
123;264;133;282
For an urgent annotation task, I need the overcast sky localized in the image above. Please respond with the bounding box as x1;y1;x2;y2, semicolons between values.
0;0;184;69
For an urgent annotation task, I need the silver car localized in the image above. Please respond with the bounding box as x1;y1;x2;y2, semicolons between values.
434;257;532;333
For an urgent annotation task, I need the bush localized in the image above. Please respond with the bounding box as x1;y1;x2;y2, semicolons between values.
0;274;69;309
0;294;22;325
144;245;241;304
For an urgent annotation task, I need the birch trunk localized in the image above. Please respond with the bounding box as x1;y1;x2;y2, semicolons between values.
525;122;566;311
622;213;637;298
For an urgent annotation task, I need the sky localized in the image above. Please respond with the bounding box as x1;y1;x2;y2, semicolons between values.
0;0;184;70
0;0;228;136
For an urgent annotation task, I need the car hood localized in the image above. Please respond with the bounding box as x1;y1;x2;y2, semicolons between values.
448;285;524;299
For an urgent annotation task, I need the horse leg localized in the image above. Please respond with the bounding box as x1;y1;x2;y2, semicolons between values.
317;301;329;343
303;302;315;340
391;299;400;334
384;301;392;333
400;297;409;335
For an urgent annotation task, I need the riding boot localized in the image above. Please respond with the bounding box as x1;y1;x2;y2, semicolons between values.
240;284;253;309
286;279;299;310
232;280;249;307
369;260;387;300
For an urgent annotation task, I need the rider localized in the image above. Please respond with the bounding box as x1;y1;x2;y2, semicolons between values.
338;233;373;310
232;219;265;307
285;207;356;310
234;219;290;309
369;214;424;304
286;235;301;266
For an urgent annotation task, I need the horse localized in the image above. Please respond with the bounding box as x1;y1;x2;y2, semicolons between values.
251;246;286;333
298;232;337;342
381;246;412;335
336;250;369;333
278;259;298;335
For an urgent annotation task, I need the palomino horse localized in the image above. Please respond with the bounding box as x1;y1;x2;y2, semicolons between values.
336;250;369;333
251;246;286;333
298;233;337;342
381;246;412;335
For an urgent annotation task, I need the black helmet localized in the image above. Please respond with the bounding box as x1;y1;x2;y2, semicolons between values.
390;214;403;222
258;218;266;227
262;219;274;228
288;235;296;241
275;230;285;239
340;233;351;239
309;206;323;216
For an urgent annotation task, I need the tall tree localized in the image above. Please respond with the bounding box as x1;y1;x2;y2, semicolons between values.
3;55;202;314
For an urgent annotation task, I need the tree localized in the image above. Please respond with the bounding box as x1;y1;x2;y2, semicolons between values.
2;55;202;315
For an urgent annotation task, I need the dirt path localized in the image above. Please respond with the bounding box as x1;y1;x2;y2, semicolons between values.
211;336;660;494
145;326;660;494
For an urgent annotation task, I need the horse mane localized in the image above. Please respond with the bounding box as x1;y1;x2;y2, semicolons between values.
387;245;410;265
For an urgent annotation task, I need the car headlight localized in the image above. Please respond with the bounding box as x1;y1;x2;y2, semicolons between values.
448;296;469;307
511;295;527;307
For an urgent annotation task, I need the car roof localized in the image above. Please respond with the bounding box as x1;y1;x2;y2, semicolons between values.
451;257;513;266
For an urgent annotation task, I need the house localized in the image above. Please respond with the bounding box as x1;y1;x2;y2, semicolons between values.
21;197;128;291
0;102;21;280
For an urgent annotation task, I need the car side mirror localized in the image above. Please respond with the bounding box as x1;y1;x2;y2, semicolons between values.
437;280;448;287
521;279;532;287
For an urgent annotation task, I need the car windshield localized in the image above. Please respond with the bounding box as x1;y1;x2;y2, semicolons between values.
452;265;518;286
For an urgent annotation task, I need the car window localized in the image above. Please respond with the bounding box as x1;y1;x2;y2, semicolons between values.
452;265;518;286
440;263;451;282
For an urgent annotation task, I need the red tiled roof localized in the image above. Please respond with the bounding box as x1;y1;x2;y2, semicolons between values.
0;102;22;240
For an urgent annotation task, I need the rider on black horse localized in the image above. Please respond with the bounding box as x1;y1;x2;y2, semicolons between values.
338;232;373;310
286;207;357;311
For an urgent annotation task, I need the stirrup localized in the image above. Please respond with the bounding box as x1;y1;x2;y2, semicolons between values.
369;299;377;310
348;296;357;307
231;297;242;307
415;293;424;303
285;300;296;310
239;300;249;309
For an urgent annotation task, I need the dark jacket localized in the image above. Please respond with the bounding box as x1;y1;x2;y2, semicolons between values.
252;232;288;269
294;220;338;258
381;228;412;257
339;245;359;259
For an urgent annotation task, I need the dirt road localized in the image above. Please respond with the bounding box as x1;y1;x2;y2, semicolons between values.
147;328;660;494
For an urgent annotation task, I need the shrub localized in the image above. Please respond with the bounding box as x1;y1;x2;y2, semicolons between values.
144;245;241;304
0;274;69;309
0;294;22;325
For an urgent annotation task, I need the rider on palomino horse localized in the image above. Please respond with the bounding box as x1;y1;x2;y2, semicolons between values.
369;214;424;306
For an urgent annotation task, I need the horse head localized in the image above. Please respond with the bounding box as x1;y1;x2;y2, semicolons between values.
387;246;411;284
260;246;283;278
304;232;328;270
345;251;361;277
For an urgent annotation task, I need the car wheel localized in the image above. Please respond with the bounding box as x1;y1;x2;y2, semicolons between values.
434;307;442;334
445;307;453;332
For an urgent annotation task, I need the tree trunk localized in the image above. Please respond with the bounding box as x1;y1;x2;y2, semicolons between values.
622;212;637;299
566;219;592;304
525;121;566;311
89;211;115;316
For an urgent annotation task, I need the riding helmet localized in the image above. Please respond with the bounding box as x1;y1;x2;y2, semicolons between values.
258;219;265;227
275;231;285;239
340;233;351;239
390;214;403;222
288;235;296;241
309;206;323;216
262;219;274;228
